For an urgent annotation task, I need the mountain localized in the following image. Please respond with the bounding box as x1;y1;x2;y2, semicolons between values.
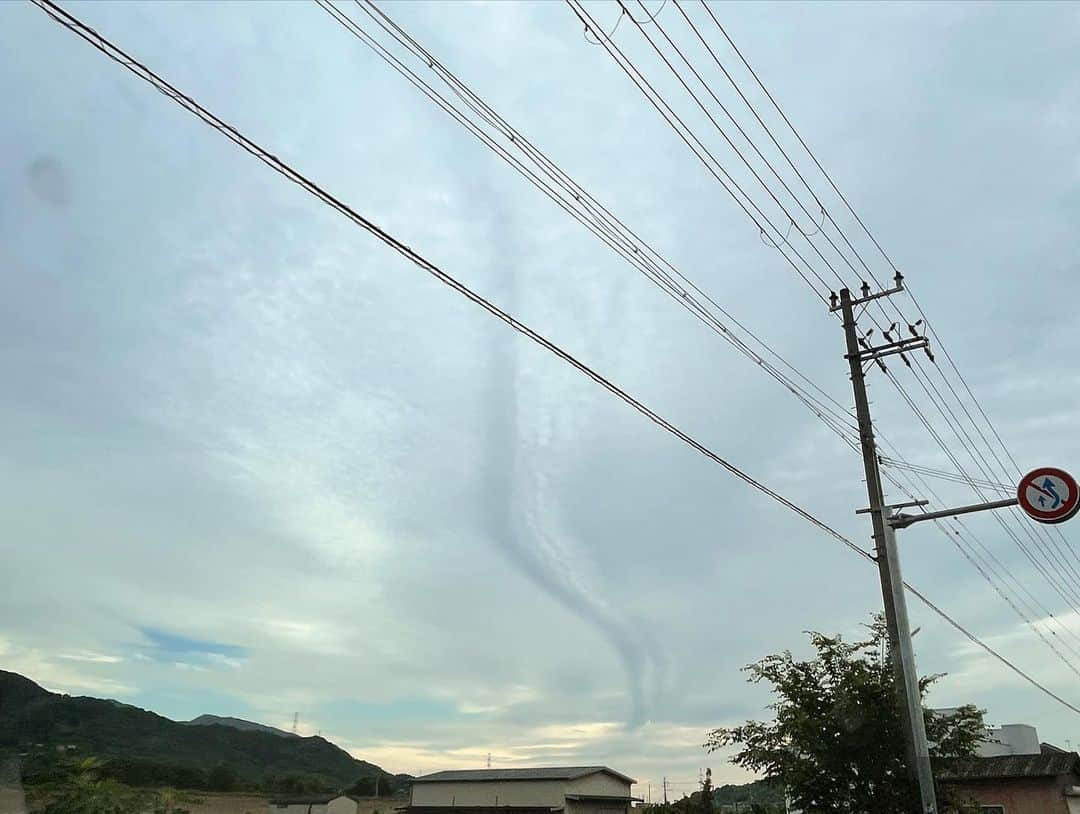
186;714;297;739
0;670;51;714
0;670;403;792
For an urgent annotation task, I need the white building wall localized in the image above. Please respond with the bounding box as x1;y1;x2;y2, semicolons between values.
328;797;360;814
411;780;566;808
565;774;631;798
976;724;1040;757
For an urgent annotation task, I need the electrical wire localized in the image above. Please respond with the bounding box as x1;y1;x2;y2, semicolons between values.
345;0;1080;673
883;368;1080;609
903;361;1080;589
622;0;866;288
29;0;1080;719
692;1;1080;581
561;0;1080;676
564;0;835;302
615;0;1080;618
878;460;1080;676
325;0;860;445
878;457;1014;494
582;0;668;43
27;0;868;564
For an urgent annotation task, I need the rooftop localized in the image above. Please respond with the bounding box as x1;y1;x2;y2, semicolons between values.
269;794;357;805
412;768;636;785
938;751;1080;781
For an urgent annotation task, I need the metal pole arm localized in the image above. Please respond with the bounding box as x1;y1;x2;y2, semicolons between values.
846;336;928;361
890;498;1019;529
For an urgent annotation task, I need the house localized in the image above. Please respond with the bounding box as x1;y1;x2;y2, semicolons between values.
938;744;1080;813
268;793;364;814
403;767;640;814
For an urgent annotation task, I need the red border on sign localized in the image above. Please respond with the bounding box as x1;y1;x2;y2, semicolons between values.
1017;467;1080;524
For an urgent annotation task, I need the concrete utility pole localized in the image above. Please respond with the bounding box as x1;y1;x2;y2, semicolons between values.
835;280;937;814
663;777;668;806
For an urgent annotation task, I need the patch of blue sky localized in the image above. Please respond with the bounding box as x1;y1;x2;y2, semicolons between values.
137;626;248;662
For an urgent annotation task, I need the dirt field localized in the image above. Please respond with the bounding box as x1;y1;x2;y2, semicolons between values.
0;787;28;814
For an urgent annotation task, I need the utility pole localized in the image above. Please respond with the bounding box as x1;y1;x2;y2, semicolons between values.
835;279;937;814
663;777;668;806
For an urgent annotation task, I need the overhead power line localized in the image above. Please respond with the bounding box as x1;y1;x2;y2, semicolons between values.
575;0;1080;636
319;0;859;446
565;0;834;302
878;457;1014;493
691;1;1080;584
877;455;1080;678
619;0;868;292
344;0;1080;676
30;0;1080;719
349;0;1080;669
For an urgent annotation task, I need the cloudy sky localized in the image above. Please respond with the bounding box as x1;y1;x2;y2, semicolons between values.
3;0;1080;793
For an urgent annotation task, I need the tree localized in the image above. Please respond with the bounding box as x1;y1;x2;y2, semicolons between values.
700;769;714;814
270;774;326;795
704;616;986;813
38;758;143;814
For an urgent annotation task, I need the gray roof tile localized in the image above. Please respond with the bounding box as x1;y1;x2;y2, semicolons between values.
412;767;635;785
938;752;1080;781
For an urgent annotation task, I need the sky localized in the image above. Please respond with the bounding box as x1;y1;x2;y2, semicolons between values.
3;0;1080;795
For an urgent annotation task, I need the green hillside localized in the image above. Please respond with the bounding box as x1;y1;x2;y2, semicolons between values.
0;670;404;793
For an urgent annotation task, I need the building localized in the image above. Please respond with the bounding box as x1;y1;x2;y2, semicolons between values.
404;767;640;814
932;712;1080;812
976;724;1042;758
268;793;364;814
933;711;1043;759
938;745;1080;813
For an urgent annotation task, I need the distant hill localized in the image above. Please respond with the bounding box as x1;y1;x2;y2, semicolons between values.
186;714;297;739
0;670;404;793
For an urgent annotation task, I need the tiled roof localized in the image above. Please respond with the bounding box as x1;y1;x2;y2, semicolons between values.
938;752;1080;781
412;767;635;785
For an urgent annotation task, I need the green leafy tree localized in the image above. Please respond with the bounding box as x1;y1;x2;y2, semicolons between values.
38;758;142;814
704;616;985;813
270;774;327;795
700;769;714;814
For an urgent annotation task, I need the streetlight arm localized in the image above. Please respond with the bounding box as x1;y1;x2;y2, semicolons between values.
890;498;1019;529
